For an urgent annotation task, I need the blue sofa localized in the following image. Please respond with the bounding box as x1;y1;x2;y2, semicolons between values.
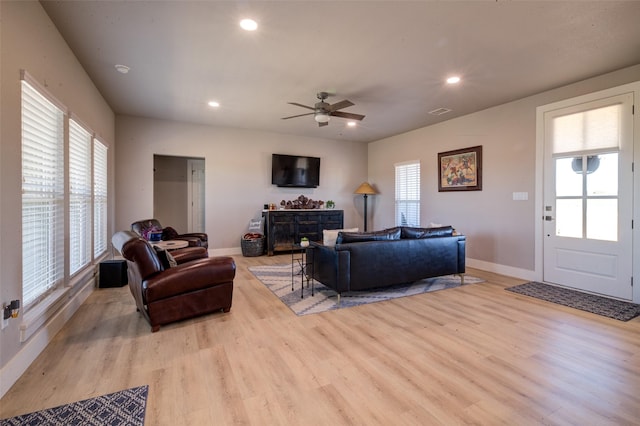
309;226;466;300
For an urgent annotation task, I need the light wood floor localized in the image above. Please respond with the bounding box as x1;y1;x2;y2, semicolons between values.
2;254;639;425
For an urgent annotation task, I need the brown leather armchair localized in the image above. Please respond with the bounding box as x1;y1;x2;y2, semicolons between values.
131;218;208;249
112;231;234;332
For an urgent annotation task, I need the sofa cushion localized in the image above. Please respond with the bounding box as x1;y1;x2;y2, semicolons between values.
154;246;177;269
337;227;401;244
323;228;359;246
401;225;454;239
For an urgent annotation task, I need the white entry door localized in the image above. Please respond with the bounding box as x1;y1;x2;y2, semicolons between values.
543;91;634;300
187;159;205;233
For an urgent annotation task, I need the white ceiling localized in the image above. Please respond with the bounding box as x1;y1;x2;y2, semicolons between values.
41;1;640;143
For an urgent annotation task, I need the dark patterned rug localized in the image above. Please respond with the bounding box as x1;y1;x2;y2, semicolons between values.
506;282;640;321
1;385;148;425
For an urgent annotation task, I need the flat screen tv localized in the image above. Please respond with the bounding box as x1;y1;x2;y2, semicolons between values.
271;154;320;188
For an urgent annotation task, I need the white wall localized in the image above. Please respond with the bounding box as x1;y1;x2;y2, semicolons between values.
0;1;115;395
369;65;640;279
115;116;369;252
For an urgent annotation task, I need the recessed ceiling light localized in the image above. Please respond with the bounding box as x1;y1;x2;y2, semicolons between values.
115;64;130;74
240;19;258;31
446;76;461;84
208;101;220;108
347;121;357;127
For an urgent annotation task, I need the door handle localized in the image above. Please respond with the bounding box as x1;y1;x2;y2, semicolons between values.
544;216;554;221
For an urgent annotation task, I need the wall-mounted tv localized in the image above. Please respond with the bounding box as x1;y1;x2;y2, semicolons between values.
271;154;320;188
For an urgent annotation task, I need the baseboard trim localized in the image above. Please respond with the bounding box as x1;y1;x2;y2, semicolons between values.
0;279;94;398
467;258;535;282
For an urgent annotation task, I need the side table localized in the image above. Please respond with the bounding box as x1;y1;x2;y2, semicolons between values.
151;240;189;250
291;244;315;298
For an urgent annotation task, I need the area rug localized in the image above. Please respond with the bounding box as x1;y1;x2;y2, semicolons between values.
249;263;484;316
506;281;640;322
1;385;148;426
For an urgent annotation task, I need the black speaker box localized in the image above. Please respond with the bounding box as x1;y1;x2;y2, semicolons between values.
99;260;128;288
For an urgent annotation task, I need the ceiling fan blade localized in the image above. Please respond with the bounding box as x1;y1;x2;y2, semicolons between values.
281;112;315;120
318;121;329;127
288;102;315;111
331;111;365;121
328;99;354;112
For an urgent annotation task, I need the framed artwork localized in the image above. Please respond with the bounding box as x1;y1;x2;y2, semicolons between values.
438;145;482;192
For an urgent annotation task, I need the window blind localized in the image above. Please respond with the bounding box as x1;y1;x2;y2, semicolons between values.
69;119;92;275
21;80;65;308
395;161;420;227
93;140;108;257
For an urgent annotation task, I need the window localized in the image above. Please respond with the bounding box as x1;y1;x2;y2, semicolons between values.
93;140;108;257
69;119;93;275
395;161;420;227
21;79;65;308
21;73;109;319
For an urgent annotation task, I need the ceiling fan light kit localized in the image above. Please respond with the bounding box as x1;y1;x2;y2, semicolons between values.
282;91;365;127
314;113;330;123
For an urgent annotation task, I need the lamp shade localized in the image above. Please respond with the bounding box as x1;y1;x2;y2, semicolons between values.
354;182;378;195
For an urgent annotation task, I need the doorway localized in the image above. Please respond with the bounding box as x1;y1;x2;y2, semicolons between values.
539;90;634;300
153;155;205;233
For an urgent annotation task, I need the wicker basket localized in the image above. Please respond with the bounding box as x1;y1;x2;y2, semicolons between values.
241;236;264;257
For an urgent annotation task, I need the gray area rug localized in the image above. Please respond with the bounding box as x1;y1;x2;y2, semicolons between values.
1;385;148;426
506;281;640;322
249;263;484;316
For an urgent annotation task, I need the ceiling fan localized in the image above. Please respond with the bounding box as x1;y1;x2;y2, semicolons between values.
281;92;365;127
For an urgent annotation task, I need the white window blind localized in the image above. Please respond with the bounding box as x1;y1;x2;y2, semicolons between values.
21;80;65;308
93;139;108;257
552;104;622;155
69;119;92;274
395;161;420;227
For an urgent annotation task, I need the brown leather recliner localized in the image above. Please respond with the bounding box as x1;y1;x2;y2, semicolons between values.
131;218;208;249
112;231;234;332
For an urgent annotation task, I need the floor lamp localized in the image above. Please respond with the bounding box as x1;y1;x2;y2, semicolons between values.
354;182;378;232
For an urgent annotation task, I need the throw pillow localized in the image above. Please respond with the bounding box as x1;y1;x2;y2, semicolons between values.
323;228;359;247
154;246;177;269
162;226;179;240
336;227;401;244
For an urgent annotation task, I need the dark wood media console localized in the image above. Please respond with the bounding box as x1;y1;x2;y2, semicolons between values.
263;209;343;256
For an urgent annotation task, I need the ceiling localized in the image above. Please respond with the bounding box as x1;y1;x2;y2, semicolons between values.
41;1;640;143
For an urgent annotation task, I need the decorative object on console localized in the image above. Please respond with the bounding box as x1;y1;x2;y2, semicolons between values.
280;194;325;209
354;182;378;232
300;237;310;247
325;200;335;209
438;145;483;192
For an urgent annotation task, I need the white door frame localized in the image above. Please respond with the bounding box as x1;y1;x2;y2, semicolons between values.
534;81;640;303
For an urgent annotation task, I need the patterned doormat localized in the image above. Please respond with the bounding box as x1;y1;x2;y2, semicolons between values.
506;282;640;321
249;263;484;316
1;385;148;425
